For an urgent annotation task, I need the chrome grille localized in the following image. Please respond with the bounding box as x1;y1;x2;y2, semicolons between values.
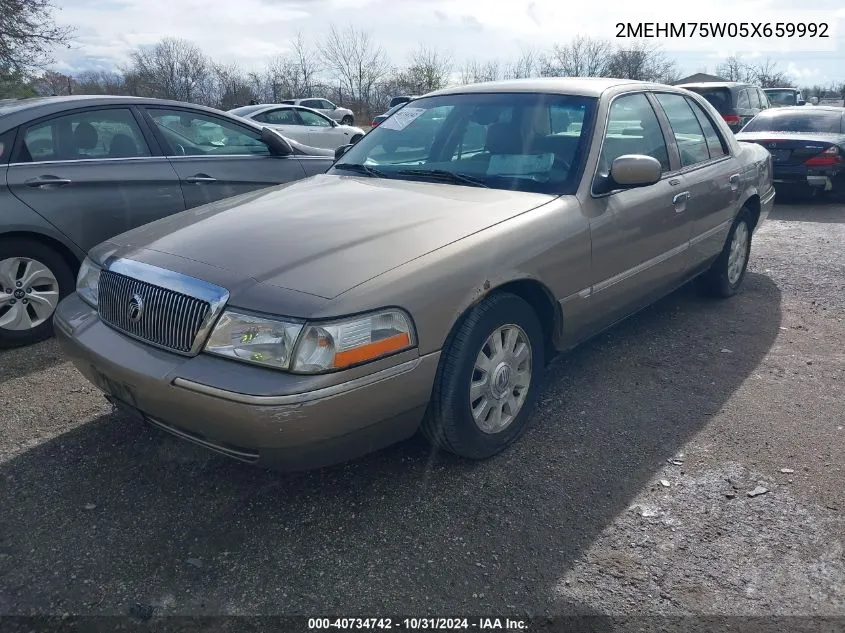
98;270;211;354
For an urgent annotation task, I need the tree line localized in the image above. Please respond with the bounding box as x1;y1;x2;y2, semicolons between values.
2;0;844;116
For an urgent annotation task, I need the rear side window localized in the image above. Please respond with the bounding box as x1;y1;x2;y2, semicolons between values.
18;108;151;162
688;99;727;159
0;129;15;164
685;87;732;114
654;93;710;167
254;109;300;125
736;89;751;109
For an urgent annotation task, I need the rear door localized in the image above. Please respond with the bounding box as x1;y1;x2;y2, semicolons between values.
652;93;739;271
6;106;185;252
141;106;308;209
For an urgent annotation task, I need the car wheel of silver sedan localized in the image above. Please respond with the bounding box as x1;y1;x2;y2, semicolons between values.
341;115;354;126
698;206;753;298
422;292;545;459
0;238;74;349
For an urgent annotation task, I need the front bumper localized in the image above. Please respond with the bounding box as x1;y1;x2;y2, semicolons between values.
54;293;440;470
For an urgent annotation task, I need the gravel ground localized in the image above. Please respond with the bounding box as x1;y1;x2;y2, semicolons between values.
1;198;843;619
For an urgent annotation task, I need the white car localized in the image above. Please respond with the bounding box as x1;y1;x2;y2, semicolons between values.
280;98;355;125
228;104;365;150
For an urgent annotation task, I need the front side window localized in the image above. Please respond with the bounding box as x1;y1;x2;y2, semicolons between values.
599;93;670;175
655;93;710;167
297;109;332;127
148;109;270;156
253;109;300;125
19;108;150;162
320;100;336;110
332;92;597;195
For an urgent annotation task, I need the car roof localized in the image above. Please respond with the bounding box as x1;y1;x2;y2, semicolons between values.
0;94;236;131
763;87;799;91
762;105;844;113
426;77;662;98
677;82;753;90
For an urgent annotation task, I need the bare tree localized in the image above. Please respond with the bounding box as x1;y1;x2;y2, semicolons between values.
539;37;612;77
290;31;320;96
213;63;257;110
405;44;452;92
0;0;73;75
749;58;791;88
72;70;125;95
128;38;212;104
606;41;677;83
715;56;756;83
319;24;389;112
502;47;538;80
32;69;72;95
459;59;500;84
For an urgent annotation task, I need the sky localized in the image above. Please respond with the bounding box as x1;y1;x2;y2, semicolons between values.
50;0;845;86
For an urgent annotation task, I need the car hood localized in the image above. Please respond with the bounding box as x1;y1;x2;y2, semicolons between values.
96;174;556;299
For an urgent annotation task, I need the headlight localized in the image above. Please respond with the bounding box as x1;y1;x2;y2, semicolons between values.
76;257;101;307
204;311;303;370
291;309;415;374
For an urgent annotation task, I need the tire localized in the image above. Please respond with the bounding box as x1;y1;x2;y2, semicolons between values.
421;292;545;459
0;238;75;349
341;115;354;126
697;207;753;298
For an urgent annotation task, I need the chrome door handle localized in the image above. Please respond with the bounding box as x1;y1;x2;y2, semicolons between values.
25;176;72;188
185;175;217;184
729;174;741;191
672;191;690;213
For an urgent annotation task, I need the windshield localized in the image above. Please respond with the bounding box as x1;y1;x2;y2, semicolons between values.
742;110;843;133
764;90;799;106
228;105;267;117
331;92;597;195
683;87;732;113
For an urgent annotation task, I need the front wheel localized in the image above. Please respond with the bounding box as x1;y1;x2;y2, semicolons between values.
0;238;75;348
697;207;752;298
422;293;545;459
341;115;354;126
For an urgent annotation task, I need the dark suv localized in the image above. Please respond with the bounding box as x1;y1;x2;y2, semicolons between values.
677;82;771;133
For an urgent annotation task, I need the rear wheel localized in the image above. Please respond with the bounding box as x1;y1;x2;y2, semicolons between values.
422;293;545;459
341;115;354;126
0;238;74;348
697;207;752;298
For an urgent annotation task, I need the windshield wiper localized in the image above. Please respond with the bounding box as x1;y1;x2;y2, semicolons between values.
395;169;490;188
334;163;387;178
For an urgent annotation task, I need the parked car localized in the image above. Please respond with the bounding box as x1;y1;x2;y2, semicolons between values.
278;98;355;125
763;87;805;107
736;106;845;198
677;82;770;133
388;95;418;109
0;95;334;348
55;78;774;471
371;101;407;127
229;104;365;150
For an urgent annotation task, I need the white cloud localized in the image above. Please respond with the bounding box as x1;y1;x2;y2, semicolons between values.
50;0;845;81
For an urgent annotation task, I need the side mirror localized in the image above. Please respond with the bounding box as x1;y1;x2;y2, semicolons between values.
334;144;353;161
607;154;662;189
329;119;338;127
797;99;806;106
261;127;292;157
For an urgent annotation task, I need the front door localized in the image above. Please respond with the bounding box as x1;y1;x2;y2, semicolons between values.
142;107;308;209
6;106;185;252
580;92;691;333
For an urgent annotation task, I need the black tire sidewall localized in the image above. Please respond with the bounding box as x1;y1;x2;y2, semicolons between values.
0;239;75;348
433;294;545;459
342;116;354;126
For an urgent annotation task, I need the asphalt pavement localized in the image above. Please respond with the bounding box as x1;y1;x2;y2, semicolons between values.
1;198;843;619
